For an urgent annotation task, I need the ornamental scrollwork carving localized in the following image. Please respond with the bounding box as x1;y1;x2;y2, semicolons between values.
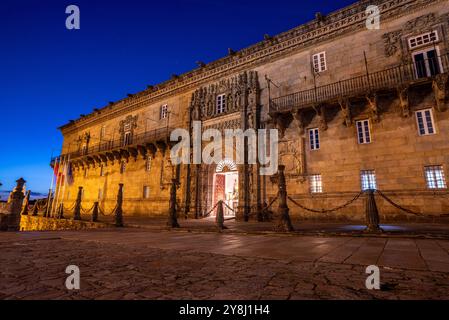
189;71;259;121
403;13;436;33
382;30;403;57
433;73;448;112
119;115;138;137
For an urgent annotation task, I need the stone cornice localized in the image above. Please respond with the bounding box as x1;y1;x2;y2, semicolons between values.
60;0;441;135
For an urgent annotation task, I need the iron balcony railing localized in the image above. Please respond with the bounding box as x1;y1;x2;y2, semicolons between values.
270;53;449;112
53;127;173;162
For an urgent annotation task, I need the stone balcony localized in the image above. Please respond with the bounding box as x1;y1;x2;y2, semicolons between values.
53;127;175;167
269;53;449;127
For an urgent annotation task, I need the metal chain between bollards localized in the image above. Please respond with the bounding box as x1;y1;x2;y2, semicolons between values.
287;192;363;214
376;189;449;217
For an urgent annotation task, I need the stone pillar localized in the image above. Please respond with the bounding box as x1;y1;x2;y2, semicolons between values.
276;166;294;232
92;202;99;222
21;190;31;216
115;184;124;227
167;179;180;228
365;190;382;233
6;178;26;231
73;187;82;221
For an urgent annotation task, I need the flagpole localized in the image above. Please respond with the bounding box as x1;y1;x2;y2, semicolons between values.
60;154;70;216
53;155;66;217
47;156;58;217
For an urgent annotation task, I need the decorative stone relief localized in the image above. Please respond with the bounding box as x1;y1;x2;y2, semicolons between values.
433;73;448;112
397;86;411;117
119;115;138;138
403;13;436;33
366;94;379;122
338;98;352;127
190;71;259;121
313;105;327;131
382;30;403;57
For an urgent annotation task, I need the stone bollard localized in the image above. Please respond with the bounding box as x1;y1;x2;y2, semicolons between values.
73;187;83;221
21;190;31;216
5;178;26;231
167;179;180;228
276;166;294;232
216;200;227;231
92;202;99;222
115;184;124;227
365;189;382;233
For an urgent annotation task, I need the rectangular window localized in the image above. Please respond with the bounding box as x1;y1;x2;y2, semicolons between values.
120;161;126;174
361;170;377;191
146;156;152;172
413;48;441;78
356;120;371;144
216;94;226;114
416;109;435;136
309;174;323;193
312;52;327;73
309;128;320;150
425;166;447;189
123;132;132;146
100;126;106;140
408;31;438;49
160;104;168;119
143;186;150;199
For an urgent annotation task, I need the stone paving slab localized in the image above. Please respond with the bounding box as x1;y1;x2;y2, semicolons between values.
0;229;448;300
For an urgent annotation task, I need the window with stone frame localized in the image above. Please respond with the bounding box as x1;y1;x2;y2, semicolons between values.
424;165;447;189
98;188;103;200
360;170;377;191
312;52;327;73
309;174;323;193
408;31;438;50
100;125;106;140
160;104;168;120
216;94;226;114
143;186;150;199
146;156;152;172
415;109;436;136
309;128;320;150
356;119;371;144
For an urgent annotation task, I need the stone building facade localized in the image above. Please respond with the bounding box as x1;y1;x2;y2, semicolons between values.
55;0;449;222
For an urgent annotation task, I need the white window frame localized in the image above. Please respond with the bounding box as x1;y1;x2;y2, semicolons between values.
98;188;104;201
143;186;150;199
408;30;438;50
160;104;168;119
309;174;323;193
424;165;447;189
100;126;106;140
415;109;436;136
312;51;327;73
356;119;371;144
308;128;320;150
146;156;152;172
361;170;377;191
216;94;226;114
412;46;443;78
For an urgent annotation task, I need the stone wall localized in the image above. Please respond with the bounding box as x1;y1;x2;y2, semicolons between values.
19;216;113;232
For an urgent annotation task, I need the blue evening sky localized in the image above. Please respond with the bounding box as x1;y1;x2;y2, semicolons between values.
0;0;356;193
